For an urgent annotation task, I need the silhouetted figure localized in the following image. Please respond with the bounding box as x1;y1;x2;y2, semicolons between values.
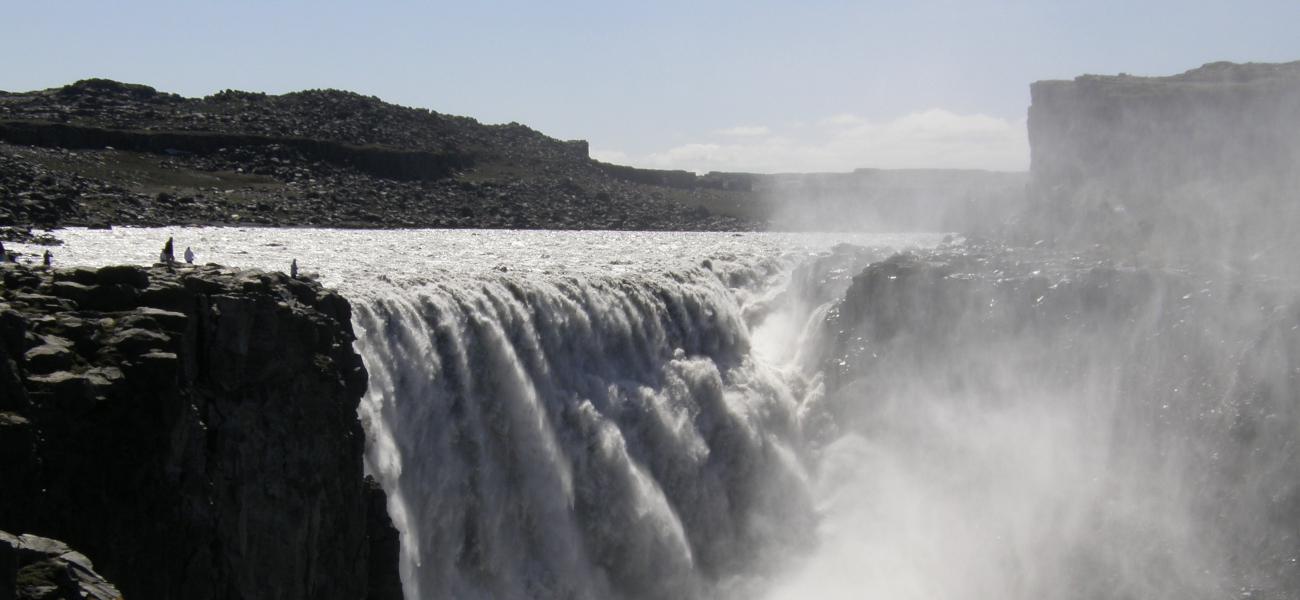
290;259;298;278
0;240;5;262
184;247;195;264
42;250;52;267
162;237;175;264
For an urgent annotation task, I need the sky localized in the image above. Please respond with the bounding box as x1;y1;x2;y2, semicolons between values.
3;1;1299;173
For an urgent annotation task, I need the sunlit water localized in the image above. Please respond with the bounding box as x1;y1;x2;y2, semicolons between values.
10;227;1298;599
13;227;935;290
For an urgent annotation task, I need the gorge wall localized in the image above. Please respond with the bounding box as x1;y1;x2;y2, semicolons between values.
796;247;1300;598
0;262;400;600
1023;61;1300;270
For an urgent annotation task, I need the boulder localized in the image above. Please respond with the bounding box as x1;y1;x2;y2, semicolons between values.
1;531;123;600
22;343;74;374
95;265;149;289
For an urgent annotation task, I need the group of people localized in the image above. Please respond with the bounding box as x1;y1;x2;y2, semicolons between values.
0;240;52;266
159;237;196;265
160;237;300;278
2;236;297;278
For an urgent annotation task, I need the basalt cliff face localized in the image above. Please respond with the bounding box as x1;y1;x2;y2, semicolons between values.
0;262;400;600
1023;61;1300;271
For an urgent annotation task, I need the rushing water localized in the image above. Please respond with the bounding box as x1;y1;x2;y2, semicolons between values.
17;227;1299;599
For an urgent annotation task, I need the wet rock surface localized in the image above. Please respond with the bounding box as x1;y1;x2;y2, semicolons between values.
0;262;400;600
0;79;764;231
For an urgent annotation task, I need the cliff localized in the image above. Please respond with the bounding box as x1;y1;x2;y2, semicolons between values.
0;79;762;231
0;262;400;600
1023;61;1300;271
815;247;1300;595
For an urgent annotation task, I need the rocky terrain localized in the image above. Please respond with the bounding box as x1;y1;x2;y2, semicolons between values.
0;79;1032;235
1;531;121;600
0;261;400;600
0;79;765;231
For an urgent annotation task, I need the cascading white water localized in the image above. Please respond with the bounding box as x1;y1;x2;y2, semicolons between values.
23;228;1299;599
348;256;872;599
22;227;917;598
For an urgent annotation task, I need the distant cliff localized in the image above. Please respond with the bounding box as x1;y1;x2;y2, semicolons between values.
0;79;1030;234
0;262;400;600
1023;61;1300;270
0;79;760;231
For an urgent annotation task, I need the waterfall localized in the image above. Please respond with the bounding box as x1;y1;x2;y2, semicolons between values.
33;227;1295;598
351;256;845;599
350;241;1299;600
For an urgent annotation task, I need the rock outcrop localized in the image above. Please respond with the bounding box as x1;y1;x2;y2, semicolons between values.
815;246;1300;596
1022;61;1300;272
0;262;400;600
1;531;122;600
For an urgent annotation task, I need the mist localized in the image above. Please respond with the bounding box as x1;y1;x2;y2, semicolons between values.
750;61;1300;599
761;168;1028;233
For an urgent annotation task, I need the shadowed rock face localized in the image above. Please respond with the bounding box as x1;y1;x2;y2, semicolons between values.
1022;61;1300;273
0;262;400;600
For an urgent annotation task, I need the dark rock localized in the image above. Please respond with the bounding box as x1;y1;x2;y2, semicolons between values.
45;282;93;306
138;282;190;311
180;274;224;295
77;283;138;312
51;267;98;286
25;371;94;413
95;265;149;288
124;351;179;385
1;531;123;600
102;327;169;356
0;262;400;600
129;307;188;332
22;343;74;374
365;477;402;600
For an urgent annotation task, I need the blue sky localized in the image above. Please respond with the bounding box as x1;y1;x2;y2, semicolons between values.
4;1;1299;172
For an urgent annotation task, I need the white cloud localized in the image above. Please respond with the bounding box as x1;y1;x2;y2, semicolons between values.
714;125;771;137
614;109;1028;174
818;113;869;128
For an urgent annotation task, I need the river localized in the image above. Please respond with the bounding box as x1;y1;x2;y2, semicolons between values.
12;227;1298;599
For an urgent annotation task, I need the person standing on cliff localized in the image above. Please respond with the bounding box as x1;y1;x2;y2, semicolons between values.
184;246;195;264
0;240;5;262
290;258;298;278
161;237;175;264
42;250;52;267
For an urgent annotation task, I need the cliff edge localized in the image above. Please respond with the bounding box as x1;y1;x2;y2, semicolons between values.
1023;60;1300;272
0;262;400;599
